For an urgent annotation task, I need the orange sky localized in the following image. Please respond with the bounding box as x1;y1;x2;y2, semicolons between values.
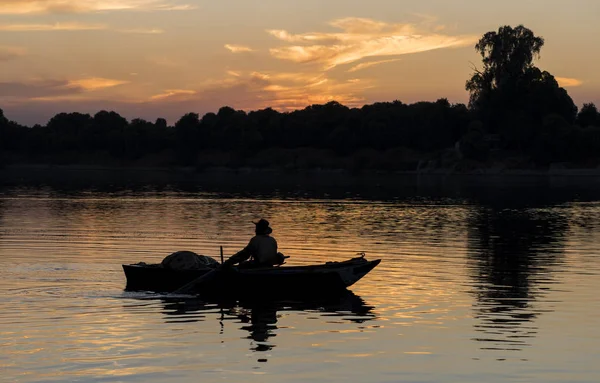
0;0;598;125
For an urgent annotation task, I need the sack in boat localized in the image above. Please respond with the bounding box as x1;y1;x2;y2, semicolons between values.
161;251;219;270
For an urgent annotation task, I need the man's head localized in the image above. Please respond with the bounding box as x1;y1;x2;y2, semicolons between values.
254;219;273;235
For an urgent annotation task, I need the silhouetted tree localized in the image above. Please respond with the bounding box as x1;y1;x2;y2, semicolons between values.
0;108;7;126
155;118;167;130
466;25;577;150
0;108;8;148
174;112;201;164
576;103;600;127
90;111;128;158
47;112;92;151
0;109;8;164
467;25;544;104
459;121;490;161
531;114;575;165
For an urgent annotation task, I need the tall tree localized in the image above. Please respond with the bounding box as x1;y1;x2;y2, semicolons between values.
467;25;544;103
466;25;577;148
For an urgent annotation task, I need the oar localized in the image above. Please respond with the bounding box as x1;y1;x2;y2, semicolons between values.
172;246;225;295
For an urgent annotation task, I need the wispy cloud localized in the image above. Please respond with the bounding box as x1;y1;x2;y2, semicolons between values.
67;77;129;91
268;17;476;69
0;22;164;33
224;44;254;53
118;28;164;34
0;77;129;104
0;79;67;98
0;45;26;61
556;77;583;87
0;71;371;125
347;58;402;73
204;70;371;110
150;89;196;100
0;22;106;31
0;0;196;15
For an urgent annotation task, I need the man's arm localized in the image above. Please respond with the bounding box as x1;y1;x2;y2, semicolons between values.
223;248;251;267
223;238;256;267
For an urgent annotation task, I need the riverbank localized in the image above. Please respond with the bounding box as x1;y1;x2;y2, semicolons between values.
2;163;600;178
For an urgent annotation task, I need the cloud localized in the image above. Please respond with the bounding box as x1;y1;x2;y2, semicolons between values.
556;77;583;87
66;77;129;91
0;22;106;31
201;70;371;111
150;89;196;100
0;77;128;100
0;45;26;61
117;28;164;34
142;69;374;113
0;22;164;33
268;17;477;69
0;79;79;98
0;69;376;126
329;18;393;34
224;44;254;53
347;58;402;73
0;0;196;15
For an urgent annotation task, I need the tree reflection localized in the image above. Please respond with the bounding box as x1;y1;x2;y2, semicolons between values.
467;206;567;354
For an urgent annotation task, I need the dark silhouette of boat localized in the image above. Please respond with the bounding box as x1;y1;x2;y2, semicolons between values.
122;256;381;297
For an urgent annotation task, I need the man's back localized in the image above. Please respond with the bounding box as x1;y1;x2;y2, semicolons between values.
247;234;278;265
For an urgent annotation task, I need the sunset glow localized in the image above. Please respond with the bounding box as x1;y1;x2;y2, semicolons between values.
0;0;598;125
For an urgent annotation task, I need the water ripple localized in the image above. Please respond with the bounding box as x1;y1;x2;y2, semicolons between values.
1;185;599;382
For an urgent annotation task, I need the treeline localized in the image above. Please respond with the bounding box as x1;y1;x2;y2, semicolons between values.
2;25;600;171
0;100;472;167
2;99;599;170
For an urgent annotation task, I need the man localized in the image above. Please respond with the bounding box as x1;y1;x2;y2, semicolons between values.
223;219;283;268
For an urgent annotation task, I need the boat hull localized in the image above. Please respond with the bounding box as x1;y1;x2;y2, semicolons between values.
123;257;380;297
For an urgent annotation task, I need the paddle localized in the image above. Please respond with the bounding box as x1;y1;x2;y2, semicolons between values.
172;246;226;295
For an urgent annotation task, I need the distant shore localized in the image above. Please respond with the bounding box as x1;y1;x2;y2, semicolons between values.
2;163;600;178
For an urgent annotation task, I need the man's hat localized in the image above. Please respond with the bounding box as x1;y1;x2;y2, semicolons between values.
253;219;273;235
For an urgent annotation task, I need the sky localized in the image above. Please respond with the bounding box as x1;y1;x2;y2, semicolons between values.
0;0;598;126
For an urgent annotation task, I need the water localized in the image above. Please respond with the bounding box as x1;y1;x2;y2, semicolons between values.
1;173;599;382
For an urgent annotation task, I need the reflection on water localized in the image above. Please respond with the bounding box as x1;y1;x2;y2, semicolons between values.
467;207;568;354
144;292;375;357
1;175;600;382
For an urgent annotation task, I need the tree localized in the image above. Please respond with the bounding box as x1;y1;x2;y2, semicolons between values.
459;121;490;161
93;110;128;131
0;108;9;154
576;103;600;127
0;108;7;126
174;113;201;164
467;25;544;102
47;112;92;151
155;118;167;130
466;25;577;148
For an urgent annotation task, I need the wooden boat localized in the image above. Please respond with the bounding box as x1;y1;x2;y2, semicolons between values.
122;256;381;297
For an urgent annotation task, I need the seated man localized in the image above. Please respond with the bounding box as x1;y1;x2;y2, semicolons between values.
223;219;284;268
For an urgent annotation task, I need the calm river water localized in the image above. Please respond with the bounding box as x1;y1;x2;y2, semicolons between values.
1;172;599;382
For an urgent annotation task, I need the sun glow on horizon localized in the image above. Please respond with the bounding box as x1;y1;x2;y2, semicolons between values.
0;1;598;125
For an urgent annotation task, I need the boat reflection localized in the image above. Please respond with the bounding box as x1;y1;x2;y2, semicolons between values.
156;291;376;354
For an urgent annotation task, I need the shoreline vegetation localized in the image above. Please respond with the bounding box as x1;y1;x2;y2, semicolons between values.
2;26;600;177
3;161;600;177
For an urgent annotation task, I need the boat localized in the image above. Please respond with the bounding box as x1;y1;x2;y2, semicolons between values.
122;255;381;297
